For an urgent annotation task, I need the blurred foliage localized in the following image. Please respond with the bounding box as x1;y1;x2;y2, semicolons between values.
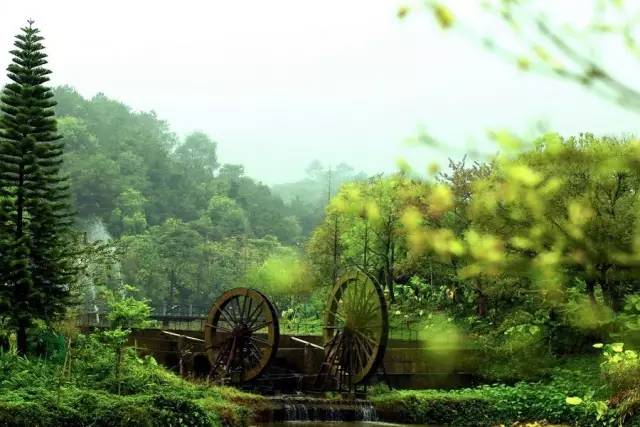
304;133;640;396
401;0;640;112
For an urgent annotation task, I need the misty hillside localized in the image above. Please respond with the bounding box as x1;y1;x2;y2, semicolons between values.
55;86;313;242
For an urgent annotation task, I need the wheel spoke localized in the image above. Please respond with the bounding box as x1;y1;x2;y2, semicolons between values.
333;309;347;323
234;296;243;321
359;323;383;331
244;296;253;324
250;335;273;347
249;320;273;332
326;333;344;368
246;300;265;327
324;331;341;348
355;277;367;314
354;332;372;359
205;323;233;333
354;329;378;348
246;342;263;367
352;334;365;373
240;291;249;322
219;305;238;326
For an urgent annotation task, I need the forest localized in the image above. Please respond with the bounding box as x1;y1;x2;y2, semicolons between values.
54;85;365;309
1;2;640;427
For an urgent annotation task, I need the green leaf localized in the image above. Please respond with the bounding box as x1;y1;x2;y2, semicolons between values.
595;400;608;419
565;396;583;405
432;4;454;29
517;56;531;71
397;6;410;19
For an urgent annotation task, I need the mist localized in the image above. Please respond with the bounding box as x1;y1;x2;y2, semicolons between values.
2;1;639;184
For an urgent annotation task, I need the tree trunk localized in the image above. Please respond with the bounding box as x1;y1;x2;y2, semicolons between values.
384;258;395;303
602;278;624;312
362;222;369;271
601;282;613;308
585;278;597;304
116;346;122;395
169;269;176;307
596;267;611;308
384;219;395;303
16;321;28;355
15;168;27;356
387;280;395;303
476;284;487;317
333;217;338;284
164;270;177;328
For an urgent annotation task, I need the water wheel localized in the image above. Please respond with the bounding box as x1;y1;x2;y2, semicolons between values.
321;270;389;389
204;287;279;384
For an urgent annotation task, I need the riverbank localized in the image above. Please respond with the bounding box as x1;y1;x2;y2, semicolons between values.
1;349;638;426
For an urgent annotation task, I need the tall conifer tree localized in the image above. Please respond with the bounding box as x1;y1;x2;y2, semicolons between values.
0;21;74;354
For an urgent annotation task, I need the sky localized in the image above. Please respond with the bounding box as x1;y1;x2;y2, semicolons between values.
1;0;640;184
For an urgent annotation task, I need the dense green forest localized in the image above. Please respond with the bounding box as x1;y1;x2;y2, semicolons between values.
52;86;370;308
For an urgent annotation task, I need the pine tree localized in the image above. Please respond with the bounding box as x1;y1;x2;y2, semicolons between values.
0;20;74;354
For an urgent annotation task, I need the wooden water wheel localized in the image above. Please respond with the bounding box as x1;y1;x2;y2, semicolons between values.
204;287;279;384
321;270;389;389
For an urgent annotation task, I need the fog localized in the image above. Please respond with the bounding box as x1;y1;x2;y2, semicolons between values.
2;0;639;184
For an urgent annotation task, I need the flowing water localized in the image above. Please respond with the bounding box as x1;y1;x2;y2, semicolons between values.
256;423;434;427
281;400;378;422
257;397;436;426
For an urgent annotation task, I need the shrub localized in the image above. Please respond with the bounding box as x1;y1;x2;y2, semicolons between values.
599;343;640;423
0;344;252;427
371;389;499;426
0;388;213;427
371;365;607;426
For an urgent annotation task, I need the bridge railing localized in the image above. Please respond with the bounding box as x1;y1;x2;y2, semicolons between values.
77;303;421;339
77;303;210;331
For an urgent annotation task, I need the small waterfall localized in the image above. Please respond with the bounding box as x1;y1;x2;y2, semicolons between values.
83;217;121;325
326;404;339;421
283;403;309;421
358;402;378;422
277;396;378;422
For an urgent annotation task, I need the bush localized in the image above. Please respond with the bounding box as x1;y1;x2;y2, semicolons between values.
371;364;608;426
0;388;213;427
0;344;254;427
472;310;559;383
371;389;498;426
599;343;640;423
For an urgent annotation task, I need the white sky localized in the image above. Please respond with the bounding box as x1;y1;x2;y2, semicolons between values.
1;0;639;184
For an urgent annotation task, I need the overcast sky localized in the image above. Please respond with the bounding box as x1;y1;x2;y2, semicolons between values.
1;0;639;184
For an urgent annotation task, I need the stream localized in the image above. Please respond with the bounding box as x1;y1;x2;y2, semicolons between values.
256;423;434;427
252;397;436;426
